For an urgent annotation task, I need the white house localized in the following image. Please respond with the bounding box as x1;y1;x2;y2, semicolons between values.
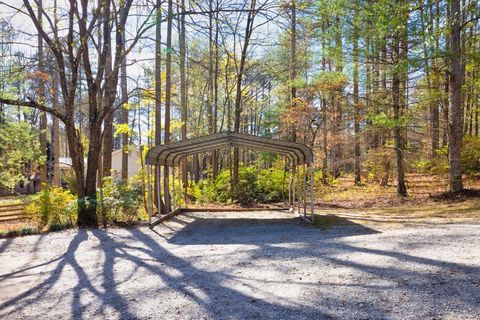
111;148;142;179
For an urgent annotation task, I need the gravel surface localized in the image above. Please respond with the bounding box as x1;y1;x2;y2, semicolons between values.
1;210;480;319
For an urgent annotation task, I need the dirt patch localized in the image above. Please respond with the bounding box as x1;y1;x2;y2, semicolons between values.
431;189;480;202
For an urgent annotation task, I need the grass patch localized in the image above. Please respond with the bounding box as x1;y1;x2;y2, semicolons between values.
363;199;480;219
312;214;359;229
0;195;35;205
0;226;40;238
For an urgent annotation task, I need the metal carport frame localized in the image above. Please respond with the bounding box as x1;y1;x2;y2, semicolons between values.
145;132;315;227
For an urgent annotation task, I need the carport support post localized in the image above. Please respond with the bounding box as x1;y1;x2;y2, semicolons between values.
183;157;188;208
288;160;292;209
292;162;296;213
303;163;307;218
156;165;161;215
310;161;315;223
297;163;301;214
172;167;176;210
147;164;152;224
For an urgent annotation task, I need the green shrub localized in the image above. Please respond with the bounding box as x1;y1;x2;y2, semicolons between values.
411;138;480;176
18;226;39;235
0;227;40;238
61;169;78;195
256;167;287;202
364;148;394;185
47;222;71;232
25;186;77;230
192;165;290;205
462;136;480;173
101;177;144;224
233;166;260;204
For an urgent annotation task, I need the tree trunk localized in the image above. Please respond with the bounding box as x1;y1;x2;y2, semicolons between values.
52;73;61;187
178;0;188;193
448;0;464;192
207;0;216;177
289;0;297;143
154;0;165;213
37;0;48;187
233;0;256;186
102;2;113;179
331;16;343;178
163;0;173;212
212;0;220;178
353;7;361;185
392;15;407;197
120;27;129;180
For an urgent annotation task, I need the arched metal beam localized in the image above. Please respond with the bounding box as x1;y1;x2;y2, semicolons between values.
146;132;313;166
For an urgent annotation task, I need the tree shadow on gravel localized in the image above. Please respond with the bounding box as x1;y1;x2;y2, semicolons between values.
0;229;137;320
0;237;13;254
94;227;337;319
167;215;378;245
1;218;479;319
286;242;479;316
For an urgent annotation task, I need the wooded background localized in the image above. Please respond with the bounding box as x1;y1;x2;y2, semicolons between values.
0;0;478;226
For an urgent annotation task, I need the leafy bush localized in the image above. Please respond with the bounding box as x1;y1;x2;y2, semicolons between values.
0;122;43;190
101;177;144;224
462;136;480;173
0;227;40;238
18;226;40;235
25;186;77;230
192;165;289;204
364;148;394;185
233;166;260;204
411;137;480;176
256;167;287;202
61;169;78;195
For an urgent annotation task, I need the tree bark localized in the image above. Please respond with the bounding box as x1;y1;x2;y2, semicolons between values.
154;0;165;213
37;0;48;188
178;0;188;193
289;0;297;143
353;6;361;185
120;26;129;180
448;0;464;192
164;0;173;212
102;0;113;179
233;0;256;186
392;8;407;197
51;73;61;187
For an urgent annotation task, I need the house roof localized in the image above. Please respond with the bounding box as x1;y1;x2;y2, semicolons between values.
146;132;313;166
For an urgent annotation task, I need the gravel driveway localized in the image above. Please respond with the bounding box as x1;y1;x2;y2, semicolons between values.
1;210;480;319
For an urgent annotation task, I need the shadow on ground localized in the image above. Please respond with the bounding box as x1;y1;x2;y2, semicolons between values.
0;211;479;319
167;213;378;245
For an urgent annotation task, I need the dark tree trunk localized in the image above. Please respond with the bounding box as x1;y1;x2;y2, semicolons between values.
154;0;165;213
120;27;129;180
51;72;61;187
37;0;48;187
163;0;173;212
178;0;188;193
448;0;464;192
353;7;361;185
233;0;256;186
392;11;407;197
102;1;113;179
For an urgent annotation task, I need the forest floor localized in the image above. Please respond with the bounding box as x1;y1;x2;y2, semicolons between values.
315;173;480;209
1;210;480;319
311;173;480;228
